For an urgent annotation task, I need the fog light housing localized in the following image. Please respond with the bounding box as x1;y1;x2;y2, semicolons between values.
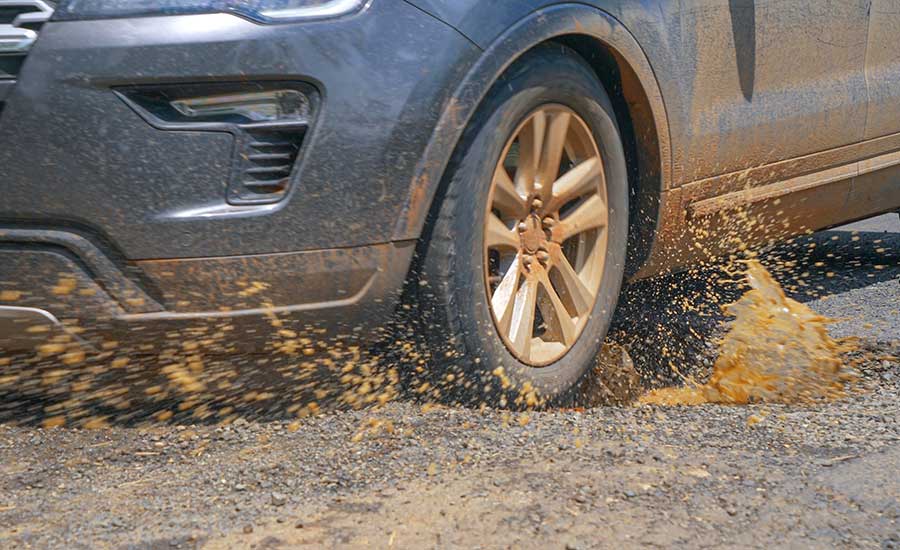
171;90;311;124
117;82;319;205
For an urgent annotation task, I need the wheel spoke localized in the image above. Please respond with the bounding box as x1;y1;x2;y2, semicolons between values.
537;112;571;195
558;194;608;242
553;250;596;316
514;111;546;194
492;168;528;218
491;256;521;333
508;278;538;361
548;157;602;211
537;270;577;346
485;213;519;249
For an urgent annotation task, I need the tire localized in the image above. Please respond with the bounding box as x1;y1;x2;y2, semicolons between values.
415;44;629;407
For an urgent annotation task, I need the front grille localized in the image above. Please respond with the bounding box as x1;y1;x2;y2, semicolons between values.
0;0;55;80
232;129;306;203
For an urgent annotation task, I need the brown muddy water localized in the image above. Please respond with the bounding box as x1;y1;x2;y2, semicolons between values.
0;217;895;428
641;259;852;406
0;266;866;430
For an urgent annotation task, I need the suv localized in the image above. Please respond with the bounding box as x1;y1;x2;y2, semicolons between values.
1;0;898;401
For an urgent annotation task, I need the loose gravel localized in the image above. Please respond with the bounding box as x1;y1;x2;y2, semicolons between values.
0;217;897;549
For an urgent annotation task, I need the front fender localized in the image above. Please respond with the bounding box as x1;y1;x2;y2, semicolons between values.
391;3;673;242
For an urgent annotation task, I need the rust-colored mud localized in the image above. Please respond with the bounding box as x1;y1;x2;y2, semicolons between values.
641;259;853;406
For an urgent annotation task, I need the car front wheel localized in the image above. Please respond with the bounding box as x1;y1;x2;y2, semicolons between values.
416;44;629;406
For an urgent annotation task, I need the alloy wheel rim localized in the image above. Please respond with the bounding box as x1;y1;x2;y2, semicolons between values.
483;105;609;366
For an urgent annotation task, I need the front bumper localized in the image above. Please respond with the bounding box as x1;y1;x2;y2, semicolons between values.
0;231;415;351
0;1;479;349
0;2;477;259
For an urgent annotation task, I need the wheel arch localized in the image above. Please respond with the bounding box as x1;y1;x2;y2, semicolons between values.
391;3;674;277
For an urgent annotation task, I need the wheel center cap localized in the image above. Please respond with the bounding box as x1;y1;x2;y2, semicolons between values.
520;215;546;253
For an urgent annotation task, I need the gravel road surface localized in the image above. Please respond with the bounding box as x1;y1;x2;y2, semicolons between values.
0;214;897;549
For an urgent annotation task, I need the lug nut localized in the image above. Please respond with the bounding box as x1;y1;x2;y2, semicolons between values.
536;251;550;264
531;198;543;210
522;255;533;267
542;217;556;227
517;222;528;233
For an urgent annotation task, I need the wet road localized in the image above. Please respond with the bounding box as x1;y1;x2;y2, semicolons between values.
0;214;897;549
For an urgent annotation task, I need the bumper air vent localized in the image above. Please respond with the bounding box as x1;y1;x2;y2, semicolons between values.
117;82;319;206
234;129;306;202
0;0;55;80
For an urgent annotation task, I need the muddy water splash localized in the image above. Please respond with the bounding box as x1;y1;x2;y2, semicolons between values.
0;230;875;426
641;259;852;406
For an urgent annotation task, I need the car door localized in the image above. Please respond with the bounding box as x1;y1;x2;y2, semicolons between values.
846;0;900;218
668;0;871;184
863;0;900;140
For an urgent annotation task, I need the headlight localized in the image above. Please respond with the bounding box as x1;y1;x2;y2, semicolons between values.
53;0;368;23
